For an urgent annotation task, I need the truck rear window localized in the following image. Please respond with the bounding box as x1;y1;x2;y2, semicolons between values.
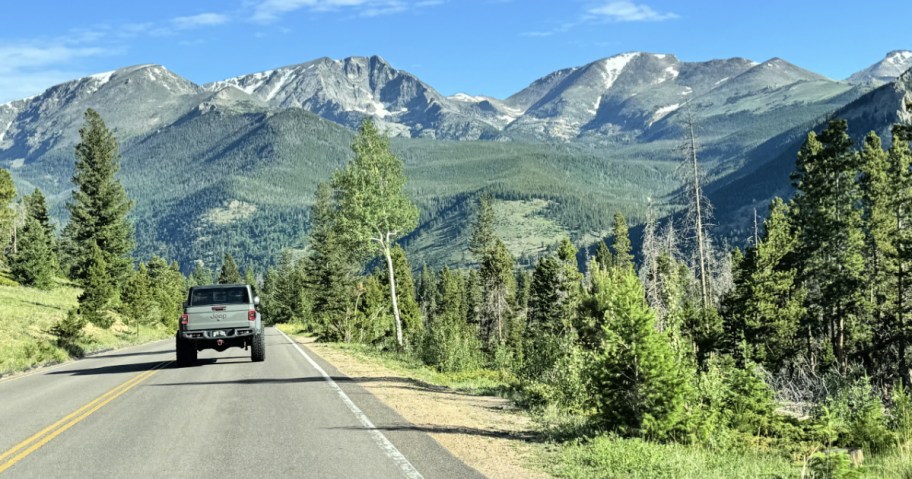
190;287;249;306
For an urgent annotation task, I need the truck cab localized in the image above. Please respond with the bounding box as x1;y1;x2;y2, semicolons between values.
175;284;265;366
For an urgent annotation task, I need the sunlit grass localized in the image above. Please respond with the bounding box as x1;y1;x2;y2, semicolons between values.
276;323;515;396
0;280;172;376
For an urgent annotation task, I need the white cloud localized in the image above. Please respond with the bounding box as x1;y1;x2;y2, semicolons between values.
587;1;678;22
172;13;231;29
523;1;677;37
0;42;117;103
251;0;439;22
0;9;232;103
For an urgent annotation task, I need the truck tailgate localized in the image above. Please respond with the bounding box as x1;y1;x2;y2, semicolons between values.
185;304;251;330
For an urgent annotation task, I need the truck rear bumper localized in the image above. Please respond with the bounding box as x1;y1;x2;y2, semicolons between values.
179;328;256;340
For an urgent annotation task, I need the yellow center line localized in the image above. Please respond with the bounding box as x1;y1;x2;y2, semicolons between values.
0;360;172;473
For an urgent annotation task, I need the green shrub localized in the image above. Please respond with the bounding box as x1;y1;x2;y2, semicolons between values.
683;356;779;449
48;309;87;357
522;339;591;414
814;377;894;453
808;451;860;479
418;315;483;373
890;385;912;445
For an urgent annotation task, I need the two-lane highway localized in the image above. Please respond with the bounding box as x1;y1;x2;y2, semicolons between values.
0;328;484;478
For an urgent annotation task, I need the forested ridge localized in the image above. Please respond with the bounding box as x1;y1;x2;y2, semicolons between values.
2;110;912;477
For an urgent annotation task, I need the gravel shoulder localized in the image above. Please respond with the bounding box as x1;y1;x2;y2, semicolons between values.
290;334;554;479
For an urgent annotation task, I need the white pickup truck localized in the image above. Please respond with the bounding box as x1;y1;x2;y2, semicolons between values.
175;284;265;366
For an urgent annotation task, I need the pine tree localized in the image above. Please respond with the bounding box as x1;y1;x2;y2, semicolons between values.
9;217;55;289
479;239;517;348
420;266;481;372
147;257;187;328
859;131;896;377
270;251;307;324
0;168;16;265
64;109;134;288
23;188;55;240
417;262;436;326
305;182;355;339
189;260;213;286
78;241;114;327
595;240;613;271
523;254;576;379
464;268;483;326
884;126;912;383
611;212;633;270
355;273;396;344
21;188;58;275
120;263;155;328
389;245;422;344
589;267;686;439
333;119;419;348
217;253;241;284
791;120;868;369
244;266;258;296
470;193;496;260
723;198;806;370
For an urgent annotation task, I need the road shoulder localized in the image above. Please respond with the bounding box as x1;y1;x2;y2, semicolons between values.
283;331;553;479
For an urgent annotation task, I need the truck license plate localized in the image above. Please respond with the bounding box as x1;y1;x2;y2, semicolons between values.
213;330;226;337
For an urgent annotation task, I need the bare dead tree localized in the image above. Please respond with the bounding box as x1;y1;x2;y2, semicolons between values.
677;114;713;309
640;200;665;326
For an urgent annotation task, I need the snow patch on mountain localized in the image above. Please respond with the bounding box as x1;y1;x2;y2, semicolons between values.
0;120;12;144
649;103;681;126
600;52;639;90
265;69;294;101
449;93;487;103
89;70;116;86
888;51;912;65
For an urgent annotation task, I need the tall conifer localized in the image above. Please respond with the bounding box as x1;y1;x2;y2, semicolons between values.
10;217;55;289
64;109;134;289
217;253;241;284
791;120;868;369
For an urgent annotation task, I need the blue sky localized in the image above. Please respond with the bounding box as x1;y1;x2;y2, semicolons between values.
1;0;909;103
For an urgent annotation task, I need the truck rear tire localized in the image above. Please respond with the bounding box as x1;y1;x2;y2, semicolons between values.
176;336;197;366
251;333;265;362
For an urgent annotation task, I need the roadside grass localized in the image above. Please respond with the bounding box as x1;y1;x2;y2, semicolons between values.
550;435;801;479
862;445;912;478
275;323;515;396
0;280;172;377
551;436;912;479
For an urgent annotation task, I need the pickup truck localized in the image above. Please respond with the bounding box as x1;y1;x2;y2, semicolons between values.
175;284;265;366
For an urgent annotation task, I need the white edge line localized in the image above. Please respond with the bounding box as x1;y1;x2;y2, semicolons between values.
275;328;424;479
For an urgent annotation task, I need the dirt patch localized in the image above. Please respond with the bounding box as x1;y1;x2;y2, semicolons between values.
297;336;553;479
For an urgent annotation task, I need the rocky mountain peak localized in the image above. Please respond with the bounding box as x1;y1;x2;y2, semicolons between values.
848;50;912;86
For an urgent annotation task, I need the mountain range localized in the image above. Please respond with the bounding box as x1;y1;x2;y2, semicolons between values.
1;50;910;269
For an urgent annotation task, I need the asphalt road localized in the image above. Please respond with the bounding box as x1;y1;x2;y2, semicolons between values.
0;328;485;478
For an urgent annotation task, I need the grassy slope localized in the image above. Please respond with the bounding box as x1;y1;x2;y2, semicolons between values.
0;281;172;376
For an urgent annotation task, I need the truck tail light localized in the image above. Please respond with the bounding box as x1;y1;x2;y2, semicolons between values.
180;313;189;325
248;310;256;321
